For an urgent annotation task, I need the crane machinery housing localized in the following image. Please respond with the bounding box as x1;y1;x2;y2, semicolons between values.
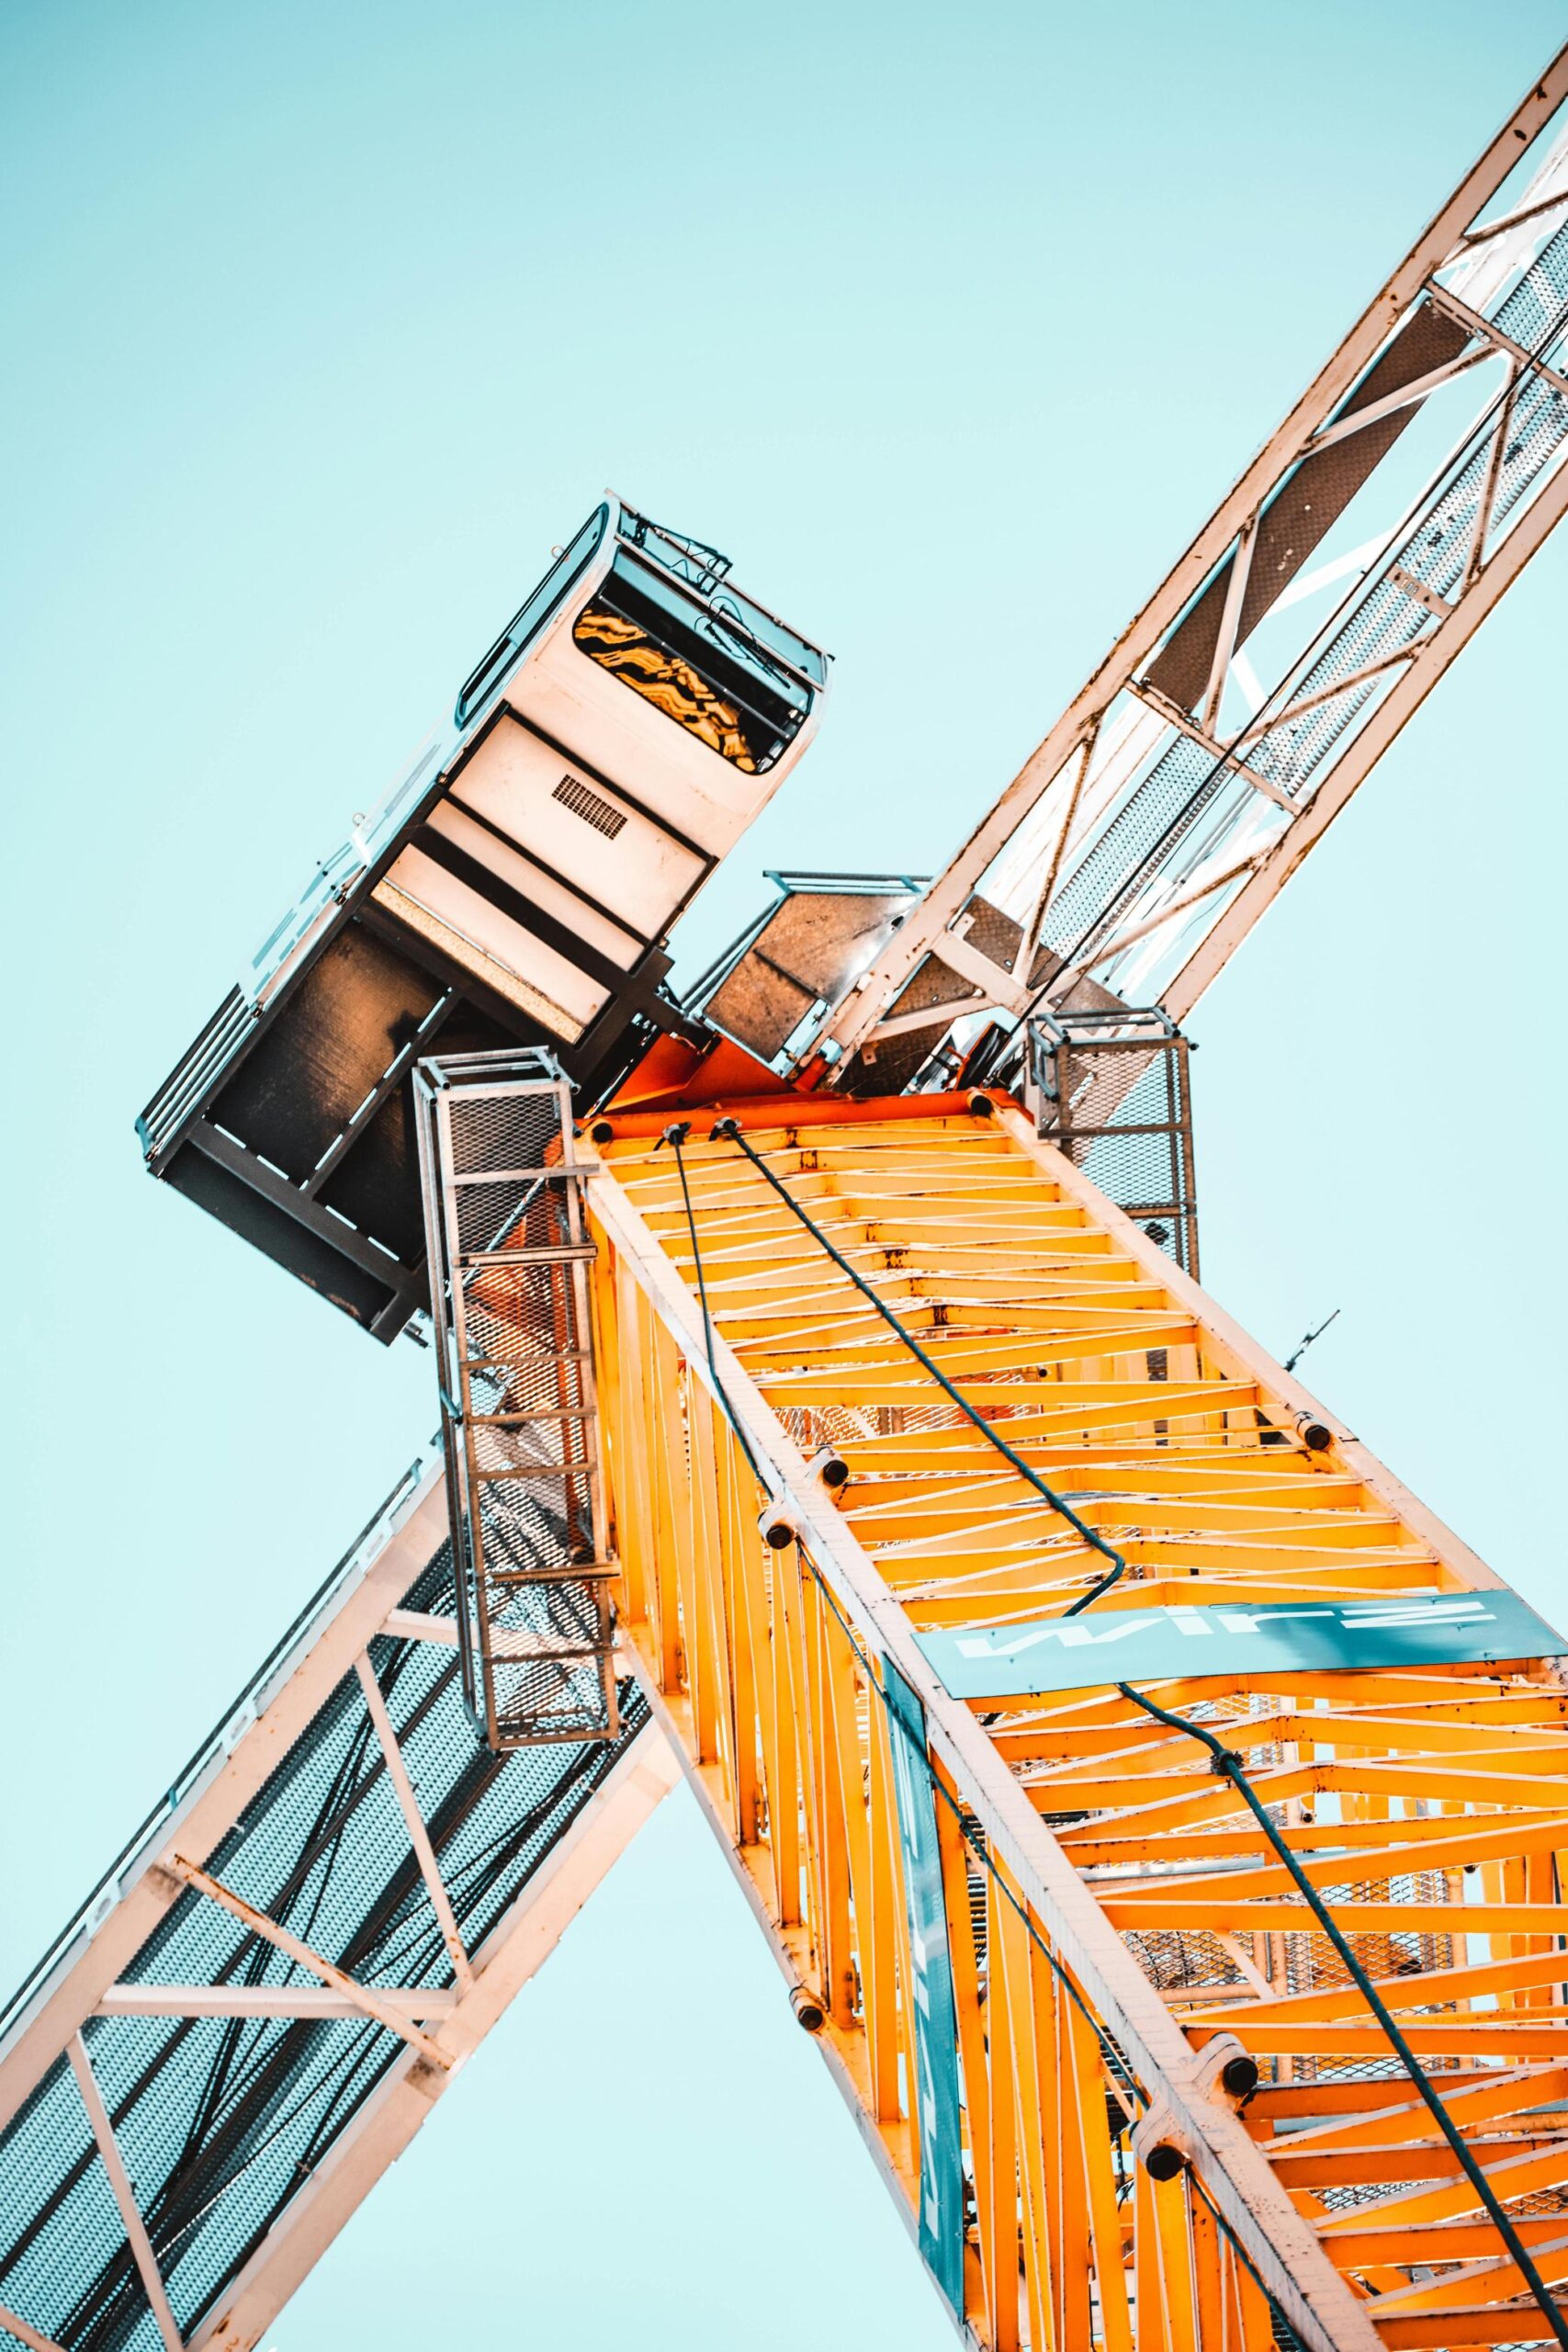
4;44;1568;2352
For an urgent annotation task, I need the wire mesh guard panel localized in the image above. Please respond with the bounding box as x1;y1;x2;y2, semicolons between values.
414;1051;618;1750
0;1531;647;2351
1030;1010;1200;1276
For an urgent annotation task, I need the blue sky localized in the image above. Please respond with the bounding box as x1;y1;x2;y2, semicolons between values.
3;4;1565;2344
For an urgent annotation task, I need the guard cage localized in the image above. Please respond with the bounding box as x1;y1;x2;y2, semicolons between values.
1027;1006;1200;1277
413;1049;618;1750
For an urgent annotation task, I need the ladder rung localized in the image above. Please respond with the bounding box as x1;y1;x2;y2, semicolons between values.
456;1243;595;1268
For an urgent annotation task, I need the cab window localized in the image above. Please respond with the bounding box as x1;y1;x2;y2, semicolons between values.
573;552;808;775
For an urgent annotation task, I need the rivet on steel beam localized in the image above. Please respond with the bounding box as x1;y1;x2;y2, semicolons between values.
1196;2030;1260;2109
1221;2052;1260;2101
808;1446;850;1495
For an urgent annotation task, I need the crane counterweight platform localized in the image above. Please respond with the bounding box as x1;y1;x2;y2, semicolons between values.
8;41;1568;2352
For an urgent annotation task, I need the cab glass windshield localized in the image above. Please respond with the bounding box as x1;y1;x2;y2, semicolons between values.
573;550;810;774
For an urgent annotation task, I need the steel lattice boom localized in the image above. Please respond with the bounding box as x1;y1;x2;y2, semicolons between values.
585;1100;1568;2352
0;1458;675;2350
6;45;1568;2352
810;54;1568;1092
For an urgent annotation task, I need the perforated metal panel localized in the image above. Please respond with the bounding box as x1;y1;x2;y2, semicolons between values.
413;1050;618;1749
0;1521;648;2349
1029;1006;1200;1275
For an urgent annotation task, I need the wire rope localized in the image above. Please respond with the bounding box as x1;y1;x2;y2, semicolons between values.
660;1123;769;1489
1115;1677;1568;2348
710;1115;1126;1612
657;1122;1143;2106
668;1112;1568;2340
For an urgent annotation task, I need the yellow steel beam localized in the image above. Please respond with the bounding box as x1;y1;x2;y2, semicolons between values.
583;1103;1568;2350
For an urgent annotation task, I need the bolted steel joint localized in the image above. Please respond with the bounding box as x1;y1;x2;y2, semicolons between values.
1195;2031;1260;2109
1131;2103;1193;2182
758;1499;799;1553
807;1445;850;1497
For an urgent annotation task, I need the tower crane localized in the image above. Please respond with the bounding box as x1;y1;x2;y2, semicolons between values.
3;45;1568;2352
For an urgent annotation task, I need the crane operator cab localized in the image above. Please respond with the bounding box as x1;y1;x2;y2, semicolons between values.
382;500;825;1044
138;500;829;1340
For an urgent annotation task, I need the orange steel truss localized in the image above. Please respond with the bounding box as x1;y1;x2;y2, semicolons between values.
583;1099;1568;2352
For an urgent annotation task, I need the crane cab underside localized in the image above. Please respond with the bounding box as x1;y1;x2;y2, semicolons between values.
137;500;827;1340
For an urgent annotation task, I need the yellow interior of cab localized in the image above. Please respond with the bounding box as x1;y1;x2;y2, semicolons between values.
574;604;757;772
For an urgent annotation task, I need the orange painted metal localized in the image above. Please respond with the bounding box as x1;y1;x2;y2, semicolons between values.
585;1106;1568;2352
589;1089;1010;1142
599;1031;789;1114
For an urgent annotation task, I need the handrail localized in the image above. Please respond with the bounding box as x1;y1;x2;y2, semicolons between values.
0;1438;444;2051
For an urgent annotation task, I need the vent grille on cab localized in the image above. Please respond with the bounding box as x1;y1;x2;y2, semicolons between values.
553;775;626;840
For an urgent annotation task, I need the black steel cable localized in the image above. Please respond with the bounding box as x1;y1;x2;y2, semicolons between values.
803;1524;1145;2114
691;1115;1568;2331
656;1125;1146;2113
1117;1676;1568;2348
660;1123;769;1489
645;1127;1537;2338
710;1116;1126;1612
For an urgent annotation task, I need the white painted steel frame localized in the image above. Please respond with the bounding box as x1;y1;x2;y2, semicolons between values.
0;2301;68;2352
186;1731;675;2351
818;49;1568;1071
0;1466;676;2352
1161;454;1568;1017
67;2034;183;2352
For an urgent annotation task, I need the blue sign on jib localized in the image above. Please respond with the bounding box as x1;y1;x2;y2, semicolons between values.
917;1590;1568;1703
882;1657;966;2318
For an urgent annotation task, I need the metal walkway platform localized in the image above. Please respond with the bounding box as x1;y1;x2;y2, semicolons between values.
0;1454;673;2352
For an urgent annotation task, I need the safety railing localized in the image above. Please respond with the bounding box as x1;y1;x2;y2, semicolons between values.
413;1049;617;1749
1027;1004;1199;1275
0;1439;442;2055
